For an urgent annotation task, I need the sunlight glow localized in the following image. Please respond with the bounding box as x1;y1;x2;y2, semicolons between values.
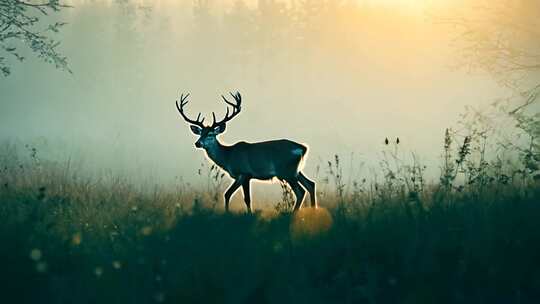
290;207;333;241
67;0;446;10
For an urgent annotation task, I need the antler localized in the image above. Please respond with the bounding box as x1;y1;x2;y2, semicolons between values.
175;93;206;128
212;92;242;127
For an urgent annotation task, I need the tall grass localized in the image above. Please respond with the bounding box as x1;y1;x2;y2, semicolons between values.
0;131;539;303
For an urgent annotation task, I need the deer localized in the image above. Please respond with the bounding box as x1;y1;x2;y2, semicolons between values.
175;92;317;213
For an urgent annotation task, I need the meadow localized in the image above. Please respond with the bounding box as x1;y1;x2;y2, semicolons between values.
2;0;539;303
0;131;539;304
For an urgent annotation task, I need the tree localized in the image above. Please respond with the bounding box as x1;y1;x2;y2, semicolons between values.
439;0;540;180
440;0;540;111
0;0;70;76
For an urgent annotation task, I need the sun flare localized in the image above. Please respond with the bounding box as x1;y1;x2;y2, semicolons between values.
290;207;333;241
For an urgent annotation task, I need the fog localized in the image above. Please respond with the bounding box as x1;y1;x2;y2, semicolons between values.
0;0;513;187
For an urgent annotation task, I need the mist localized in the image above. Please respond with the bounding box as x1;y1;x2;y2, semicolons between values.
0;0;511;187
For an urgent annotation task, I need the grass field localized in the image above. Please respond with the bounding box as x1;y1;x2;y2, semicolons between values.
0;138;539;304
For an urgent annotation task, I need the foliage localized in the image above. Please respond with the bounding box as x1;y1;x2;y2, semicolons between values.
438;1;539;176
0;0;70;76
439;0;540;90
1;135;539;303
274;180;295;214
197;163;227;209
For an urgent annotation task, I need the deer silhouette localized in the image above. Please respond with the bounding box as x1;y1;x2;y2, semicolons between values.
176;92;317;212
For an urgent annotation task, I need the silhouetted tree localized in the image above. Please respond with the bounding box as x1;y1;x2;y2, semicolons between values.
223;1;255;59
0;0;70;76
441;0;539;178
441;0;540;111
190;0;221;76
254;0;290;83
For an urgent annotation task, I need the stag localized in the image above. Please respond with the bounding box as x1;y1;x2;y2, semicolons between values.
176;92;316;212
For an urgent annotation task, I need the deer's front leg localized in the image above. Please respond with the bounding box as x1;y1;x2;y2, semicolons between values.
223;176;245;212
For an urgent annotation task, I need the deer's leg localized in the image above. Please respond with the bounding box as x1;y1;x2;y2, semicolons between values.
241;179;252;213
224;177;244;212
287;178;306;212
298;172;317;208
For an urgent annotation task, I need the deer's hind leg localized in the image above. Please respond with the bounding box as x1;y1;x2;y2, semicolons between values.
298;172;317;208
286;178;306;211
241;178;252;213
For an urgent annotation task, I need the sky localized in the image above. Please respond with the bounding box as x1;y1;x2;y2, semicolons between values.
0;0;514;191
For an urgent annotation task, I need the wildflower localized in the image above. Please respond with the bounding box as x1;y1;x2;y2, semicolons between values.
456;136;471;166
36;262;48;273
154;292;165;303
141;226;152;236
444;128;452;150
30;249;42;261
112;261;122;269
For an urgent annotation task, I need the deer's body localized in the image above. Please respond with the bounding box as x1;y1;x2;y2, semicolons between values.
176;92;316;212
205;139;307;180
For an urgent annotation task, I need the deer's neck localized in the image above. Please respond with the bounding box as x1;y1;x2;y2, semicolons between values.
204;139;230;171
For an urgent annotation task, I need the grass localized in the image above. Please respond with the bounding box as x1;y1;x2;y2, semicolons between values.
0;138;539;304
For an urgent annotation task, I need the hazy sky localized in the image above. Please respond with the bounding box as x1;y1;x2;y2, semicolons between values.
0;0;513;189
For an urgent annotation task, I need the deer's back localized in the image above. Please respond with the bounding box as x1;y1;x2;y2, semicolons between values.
227;139;307;180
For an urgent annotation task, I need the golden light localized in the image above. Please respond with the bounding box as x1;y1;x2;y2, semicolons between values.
72;232;82;246
290;207;333;241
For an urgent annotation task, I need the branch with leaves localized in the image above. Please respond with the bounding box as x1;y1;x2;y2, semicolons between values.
0;0;71;76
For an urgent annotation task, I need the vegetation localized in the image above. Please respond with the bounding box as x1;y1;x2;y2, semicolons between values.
0;0;70;76
0;1;538;303
1;129;538;304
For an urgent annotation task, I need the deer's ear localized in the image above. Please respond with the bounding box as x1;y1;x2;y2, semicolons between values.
190;125;202;135
213;123;226;134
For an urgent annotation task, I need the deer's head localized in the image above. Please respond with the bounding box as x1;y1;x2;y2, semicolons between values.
176;92;242;149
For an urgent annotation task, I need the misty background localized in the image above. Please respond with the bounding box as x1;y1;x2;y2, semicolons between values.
0;0;518;191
